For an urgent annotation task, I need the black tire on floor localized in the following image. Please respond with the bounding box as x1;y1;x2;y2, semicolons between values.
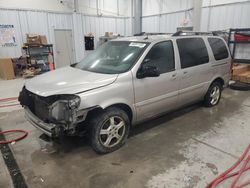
89;107;130;154
204;81;222;107
229;81;250;91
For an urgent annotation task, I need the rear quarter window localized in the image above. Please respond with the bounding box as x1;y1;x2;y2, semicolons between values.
177;38;209;69
208;38;229;60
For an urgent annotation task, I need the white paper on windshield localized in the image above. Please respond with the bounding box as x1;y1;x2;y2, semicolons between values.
129;42;146;48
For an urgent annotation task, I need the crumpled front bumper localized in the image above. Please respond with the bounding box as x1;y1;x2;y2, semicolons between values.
24;107;56;137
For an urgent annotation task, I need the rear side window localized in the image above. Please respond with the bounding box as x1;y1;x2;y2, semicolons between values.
177;38;209;69
142;41;175;74
208;38;229;60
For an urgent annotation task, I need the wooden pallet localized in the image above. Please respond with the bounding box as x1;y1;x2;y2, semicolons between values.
232;63;250;84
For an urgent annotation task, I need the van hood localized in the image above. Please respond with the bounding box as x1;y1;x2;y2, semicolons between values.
25;66;118;97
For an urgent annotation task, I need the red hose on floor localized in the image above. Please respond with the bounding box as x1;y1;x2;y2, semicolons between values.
0;130;28;144
0;97;20;108
0;97;18;102
207;144;250;188
0;104;20;108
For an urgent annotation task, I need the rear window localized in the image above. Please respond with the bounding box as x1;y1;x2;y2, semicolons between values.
208;38;229;60
177;38;209;69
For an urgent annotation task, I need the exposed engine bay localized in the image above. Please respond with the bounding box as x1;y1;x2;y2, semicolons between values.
18;87;90;137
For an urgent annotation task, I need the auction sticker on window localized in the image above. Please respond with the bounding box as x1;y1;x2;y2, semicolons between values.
129;42;146;48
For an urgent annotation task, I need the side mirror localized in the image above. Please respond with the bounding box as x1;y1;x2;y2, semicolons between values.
137;65;160;79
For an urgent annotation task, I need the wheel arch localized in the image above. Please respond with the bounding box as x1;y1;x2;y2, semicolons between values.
105;103;133;123
85;103;134;123
211;77;225;87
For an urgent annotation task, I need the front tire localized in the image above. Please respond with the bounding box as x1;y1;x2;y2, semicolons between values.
204;82;222;107
89;107;130;154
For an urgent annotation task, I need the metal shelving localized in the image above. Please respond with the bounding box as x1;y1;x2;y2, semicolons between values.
22;44;55;73
228;28;250;64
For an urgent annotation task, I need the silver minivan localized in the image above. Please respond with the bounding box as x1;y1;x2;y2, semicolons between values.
19;33;231;153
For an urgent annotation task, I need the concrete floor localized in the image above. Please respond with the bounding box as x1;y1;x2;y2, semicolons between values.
0;78;250;188
0;78;24;113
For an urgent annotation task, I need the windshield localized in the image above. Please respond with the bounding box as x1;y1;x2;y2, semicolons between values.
75;41;149;74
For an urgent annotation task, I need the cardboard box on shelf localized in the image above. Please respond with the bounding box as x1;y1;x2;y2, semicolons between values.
0;58;15;80
104;32;113;37
26;33;40;44
39;35;47;44
26;33;48;44
232;63;250;84
85;32;94;37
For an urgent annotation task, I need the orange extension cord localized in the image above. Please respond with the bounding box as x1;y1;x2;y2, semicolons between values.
207;144;250;188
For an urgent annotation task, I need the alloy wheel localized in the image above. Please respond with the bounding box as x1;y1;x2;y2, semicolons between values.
210;85;220;105
99;116;126;148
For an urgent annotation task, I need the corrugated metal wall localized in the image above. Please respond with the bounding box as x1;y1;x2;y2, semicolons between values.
200;1;250;60
201;1;250;31
142;0;250;33
82;15;130;45
142;0;193;16
142;10;193;33
2;1;250;61
142;0;193;33
0;9;132;62
0;10;26;58
74;14;132;61
141;0;250;59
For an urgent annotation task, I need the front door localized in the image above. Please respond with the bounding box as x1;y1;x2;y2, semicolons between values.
133;41;180;122
54;29;74;68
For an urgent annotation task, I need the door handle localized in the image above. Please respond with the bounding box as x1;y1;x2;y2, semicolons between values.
172;73;177;77
170;73;177;80
183;71;191;78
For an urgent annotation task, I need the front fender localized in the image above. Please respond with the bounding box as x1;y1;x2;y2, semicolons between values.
77;72;136;123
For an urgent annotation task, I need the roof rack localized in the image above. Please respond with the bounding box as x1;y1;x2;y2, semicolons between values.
134;32;170;36
172;30;218;36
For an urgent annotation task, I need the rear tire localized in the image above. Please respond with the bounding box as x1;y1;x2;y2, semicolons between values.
204;82;222;107
89;107;130;154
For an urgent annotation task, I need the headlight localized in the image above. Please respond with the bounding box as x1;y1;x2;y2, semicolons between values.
68;96;81;109
49;95;81;123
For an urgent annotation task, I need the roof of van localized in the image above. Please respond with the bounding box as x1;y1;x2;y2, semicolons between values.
112;34;221;43
113;35;173;43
